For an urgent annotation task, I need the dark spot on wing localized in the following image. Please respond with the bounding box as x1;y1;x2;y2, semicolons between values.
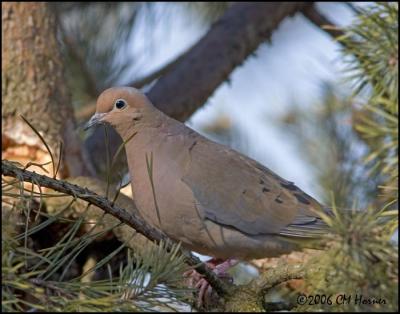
294;193;311;205
262;187;270;193
259;179;265;184
188;140;197;152
280;181;298;191
242;189;247;194
275;196;283;204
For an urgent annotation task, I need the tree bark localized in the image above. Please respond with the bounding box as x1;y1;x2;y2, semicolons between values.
2;2;94;178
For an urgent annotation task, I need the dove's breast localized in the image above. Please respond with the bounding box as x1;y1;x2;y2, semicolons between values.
124;127;206;244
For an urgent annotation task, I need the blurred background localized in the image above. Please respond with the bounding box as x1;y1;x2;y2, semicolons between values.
2;2;397;312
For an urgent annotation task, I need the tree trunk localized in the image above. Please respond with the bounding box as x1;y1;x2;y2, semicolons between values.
2;2;94;178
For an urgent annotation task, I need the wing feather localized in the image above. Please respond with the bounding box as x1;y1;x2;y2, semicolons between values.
182;138;325;237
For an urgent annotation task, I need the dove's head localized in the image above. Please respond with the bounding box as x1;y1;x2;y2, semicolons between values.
85;87;154;136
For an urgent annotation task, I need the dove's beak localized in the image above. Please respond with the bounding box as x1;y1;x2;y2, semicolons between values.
84;113;106;130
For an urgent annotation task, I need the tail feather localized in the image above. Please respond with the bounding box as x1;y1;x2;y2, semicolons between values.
278;207;333;238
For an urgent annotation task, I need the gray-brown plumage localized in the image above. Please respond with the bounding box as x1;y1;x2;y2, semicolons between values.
85;86;329;260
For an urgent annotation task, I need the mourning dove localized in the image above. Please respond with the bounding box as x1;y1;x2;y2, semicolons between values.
85;87;329;260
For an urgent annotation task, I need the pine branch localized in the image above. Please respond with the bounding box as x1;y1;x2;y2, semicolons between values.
1;159;232;297
255;263;307;312
256;264;306;293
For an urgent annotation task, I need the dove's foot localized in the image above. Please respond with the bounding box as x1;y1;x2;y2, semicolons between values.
184;258;238;309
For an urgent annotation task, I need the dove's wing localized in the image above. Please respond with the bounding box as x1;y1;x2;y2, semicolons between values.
182;137;327;238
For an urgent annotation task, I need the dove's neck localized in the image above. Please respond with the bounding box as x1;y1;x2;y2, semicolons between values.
117;104;186;158
115;104;167;140
120;104;189;197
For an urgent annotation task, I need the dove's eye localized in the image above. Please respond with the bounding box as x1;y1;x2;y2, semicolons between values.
115;99;127;110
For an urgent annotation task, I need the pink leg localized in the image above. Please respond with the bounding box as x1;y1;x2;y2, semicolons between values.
214;258;238;278
184;258;239;308
195;278;212;307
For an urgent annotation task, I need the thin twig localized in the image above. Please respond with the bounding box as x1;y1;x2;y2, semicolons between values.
30;278;75;299
1;159;232;297
302;5;347;40
145;152;162;227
